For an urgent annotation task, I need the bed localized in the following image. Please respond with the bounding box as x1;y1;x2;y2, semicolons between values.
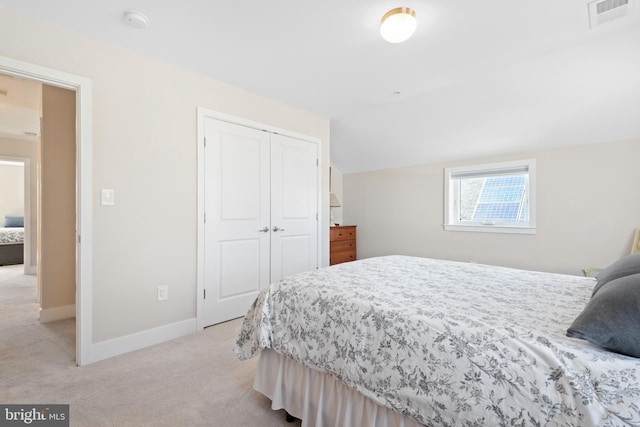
0;226;24;266
234;255;640;427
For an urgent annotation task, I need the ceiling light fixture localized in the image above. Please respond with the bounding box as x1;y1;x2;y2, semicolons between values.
380;7;417;43
123;11;149;29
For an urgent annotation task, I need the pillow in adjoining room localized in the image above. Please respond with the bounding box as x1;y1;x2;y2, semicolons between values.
3;216;24;228
567;273;640;358
592;252;640;296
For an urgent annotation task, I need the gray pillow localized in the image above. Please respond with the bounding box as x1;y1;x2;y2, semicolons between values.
4;216;24;228
567;273;640;358
592;252;640;296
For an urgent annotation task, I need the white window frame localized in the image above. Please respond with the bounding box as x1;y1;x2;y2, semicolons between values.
443;159;536;235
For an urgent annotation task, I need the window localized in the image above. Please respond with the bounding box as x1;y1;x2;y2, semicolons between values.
444;159;536;234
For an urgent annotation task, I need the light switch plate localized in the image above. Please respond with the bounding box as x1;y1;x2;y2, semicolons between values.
101;189;115;206
157;285;169;301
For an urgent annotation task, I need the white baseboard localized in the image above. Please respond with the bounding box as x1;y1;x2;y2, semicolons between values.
25;265;37;275
40;304;75;323
89;318;197;364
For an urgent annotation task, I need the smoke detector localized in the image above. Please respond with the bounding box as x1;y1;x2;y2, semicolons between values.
123;11;149;29
589;0;634;28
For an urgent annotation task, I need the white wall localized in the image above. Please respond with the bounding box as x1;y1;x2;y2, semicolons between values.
0;162;24;221
343;139;640;275
0;8;330;347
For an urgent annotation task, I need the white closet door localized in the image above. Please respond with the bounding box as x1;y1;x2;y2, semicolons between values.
270;134;318;282
203;118;270;327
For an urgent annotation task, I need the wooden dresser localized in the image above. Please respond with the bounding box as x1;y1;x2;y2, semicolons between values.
330;225;357;266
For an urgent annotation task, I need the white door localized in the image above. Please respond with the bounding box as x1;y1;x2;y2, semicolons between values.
202;118;319;327
270;134;318;281
203;119;271;327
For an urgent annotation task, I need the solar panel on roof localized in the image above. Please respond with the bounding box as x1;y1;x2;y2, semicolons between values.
474;203;521;220
472;176;526;223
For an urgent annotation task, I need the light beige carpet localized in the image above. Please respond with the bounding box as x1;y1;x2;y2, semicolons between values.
0;264;39;329
0;265;301;427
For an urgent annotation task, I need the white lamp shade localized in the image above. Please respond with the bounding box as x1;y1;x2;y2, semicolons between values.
329;193;342;207
380;7;417;43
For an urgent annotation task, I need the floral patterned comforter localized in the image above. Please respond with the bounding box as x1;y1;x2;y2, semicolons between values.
234;255;640;427
0;227;24;244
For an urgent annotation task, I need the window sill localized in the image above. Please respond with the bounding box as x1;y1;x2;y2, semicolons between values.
443;224;536;235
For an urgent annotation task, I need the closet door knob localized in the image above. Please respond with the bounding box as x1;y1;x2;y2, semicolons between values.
258;226;269;233
272;226;285;232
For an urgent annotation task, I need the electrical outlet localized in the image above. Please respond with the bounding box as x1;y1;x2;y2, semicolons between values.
157;285;169;301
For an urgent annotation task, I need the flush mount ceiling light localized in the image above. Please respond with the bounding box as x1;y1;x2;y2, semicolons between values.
380;7;417;43
123;10;149;29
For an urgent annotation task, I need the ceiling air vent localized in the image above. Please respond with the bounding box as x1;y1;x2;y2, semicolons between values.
589;0;634;28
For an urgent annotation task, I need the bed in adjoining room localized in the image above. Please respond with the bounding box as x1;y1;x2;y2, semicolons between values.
0;216;25;266
235;255;640;427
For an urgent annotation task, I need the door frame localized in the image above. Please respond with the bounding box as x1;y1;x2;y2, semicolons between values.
0;55;93;366
196;107;322;330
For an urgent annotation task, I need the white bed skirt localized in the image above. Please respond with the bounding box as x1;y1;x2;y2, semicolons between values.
254;349;424;427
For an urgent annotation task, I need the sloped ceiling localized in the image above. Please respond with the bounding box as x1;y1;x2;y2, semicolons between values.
0;0;638;172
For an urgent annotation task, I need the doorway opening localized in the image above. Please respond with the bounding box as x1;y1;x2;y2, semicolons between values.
0;157;37;330
0;54;93;365
0;76;77;361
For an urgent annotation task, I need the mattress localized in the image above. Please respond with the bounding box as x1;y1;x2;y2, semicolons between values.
0;227;24;245
235;255;640;426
